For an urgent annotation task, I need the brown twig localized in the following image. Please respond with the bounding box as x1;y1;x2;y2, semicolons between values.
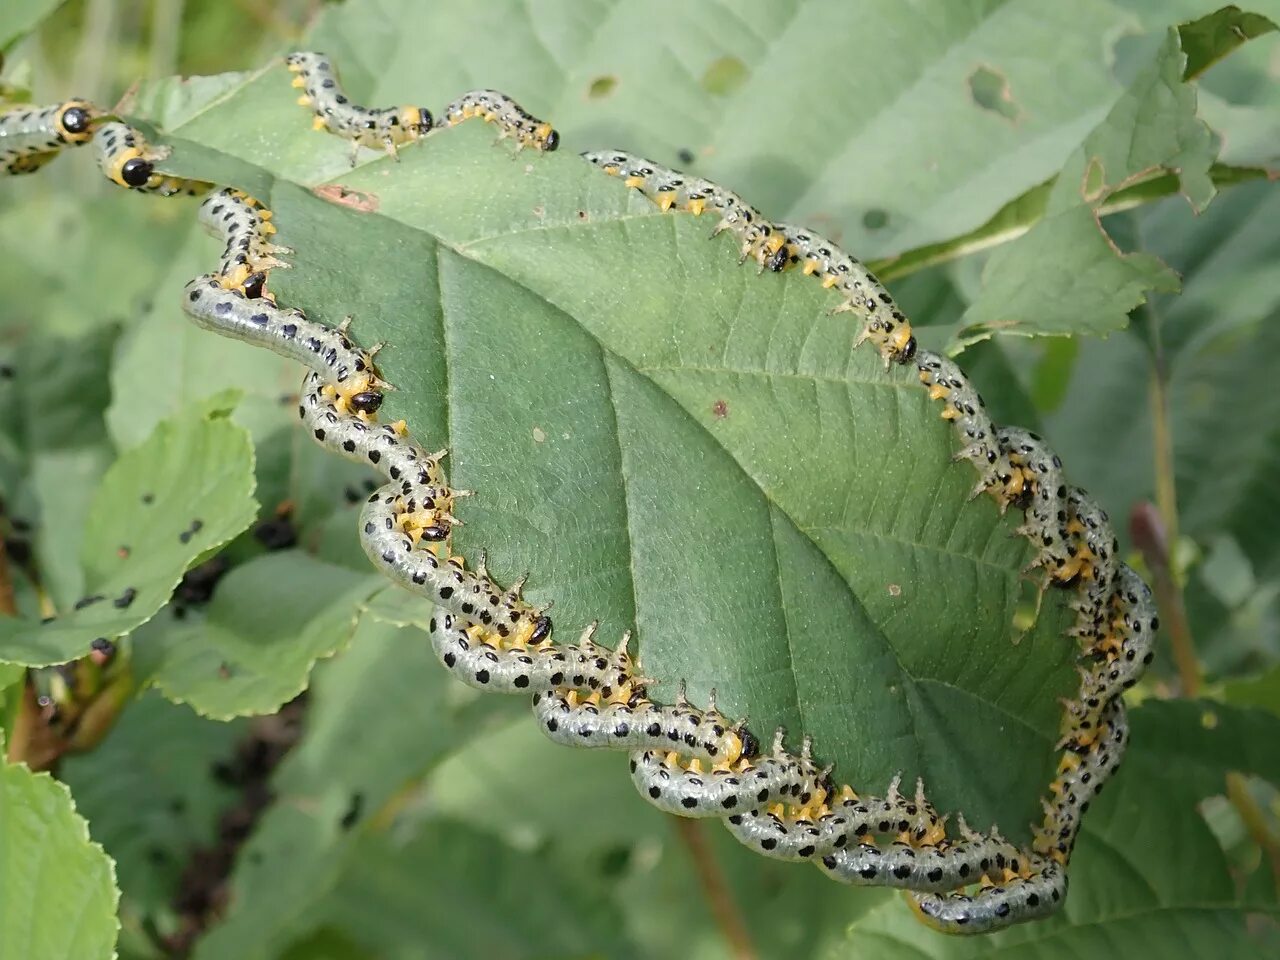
672;817;758;960
1131;502;1200;697
1225;772;1280;888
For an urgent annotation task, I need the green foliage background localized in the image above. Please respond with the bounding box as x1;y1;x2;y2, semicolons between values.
0;1;1278;958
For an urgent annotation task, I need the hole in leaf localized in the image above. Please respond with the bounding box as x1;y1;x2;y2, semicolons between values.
967;65;1021;122
587;75;617;99
701;56;749;96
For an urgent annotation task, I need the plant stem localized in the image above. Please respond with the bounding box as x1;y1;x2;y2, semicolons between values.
672;817;758;960
148;0;186;80
1132;502;1200;697
1225;772;1280;887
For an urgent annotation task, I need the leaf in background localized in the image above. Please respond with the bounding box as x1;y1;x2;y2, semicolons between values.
0;0;69;52
0;407;257;665
956;24;1231;347
138;551;383;719
191;617;515;960
0;752;119;958
59;691;244;921
1178;4;1278;78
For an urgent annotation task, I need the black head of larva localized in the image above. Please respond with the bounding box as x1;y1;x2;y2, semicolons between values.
60;105;93;136
896;336;918;363
348;391;384;415
420;523;449;542
529;615;553;644
766;246;789;273
413;107;434;135
241;271;267;299
120;157;153;188
738;727;761;760
543;129;560;152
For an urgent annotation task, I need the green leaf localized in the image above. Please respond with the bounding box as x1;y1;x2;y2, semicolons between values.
0;408;257;666
59;691;244;920
0;754;119;959
957;25;1223;346
138;551;383;719
191;617;514;960
1179;4;1279;79
0;0;68;51
136;53;1088;853
1222;665;1280;716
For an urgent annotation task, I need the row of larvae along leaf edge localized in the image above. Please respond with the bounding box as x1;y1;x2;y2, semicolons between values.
0;50;1155;937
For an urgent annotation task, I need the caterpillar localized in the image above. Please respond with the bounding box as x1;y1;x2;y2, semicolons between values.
285;52;433;165
93;121;209;196
196;187;291;299
0;99;97;175
581;150;916;367
40;52;1159;938
441;90;559;152
724;775;946;862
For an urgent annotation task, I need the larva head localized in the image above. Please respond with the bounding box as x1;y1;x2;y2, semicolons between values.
116;150;155;189
348;390;384;416
56;100;96;143
737;726;761;761
536;124;560;152
398;106;434;137
240;270;267;300
892;328;917;364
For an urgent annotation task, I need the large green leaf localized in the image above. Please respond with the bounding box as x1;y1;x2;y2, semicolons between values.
0;753;120;959
135;97;1080;843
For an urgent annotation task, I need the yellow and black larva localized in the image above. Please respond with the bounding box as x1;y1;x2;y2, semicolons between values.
285;52;433;165
441;90;559;152
22;53;1158;937
0;99;97;175
197;187;291;299
93;121;209;196
580;150;917;367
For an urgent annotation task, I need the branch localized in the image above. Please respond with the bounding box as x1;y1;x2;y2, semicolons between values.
672;817;758;960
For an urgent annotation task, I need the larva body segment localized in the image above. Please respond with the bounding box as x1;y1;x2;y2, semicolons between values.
996;426;1075;580
0;99;97;175
628;731;823;818
816;830;1028;893
197;187;291;296
915;350;1019;500
909;857;1067;934
1038;699;1129;859
724;775;946;862
431;615;632;696
532;686;754;766
285;51;432;164
93;121;208;196
442;89;559;152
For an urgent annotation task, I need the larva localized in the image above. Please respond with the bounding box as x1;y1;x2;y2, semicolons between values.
93;121;209;196
581;150;785;274
995;426;1077;582
196;188;291;298
182;276;384;412
816;824;1028;894
441;90;560;152
285;52;433;165
915;350;1021;503
430;614;634;698
724;775;946;862
1063;487;1119;635
627;730;824;818
769;221;916;366
0;99;96;175
581;150;916;366
532;683;757;766
1036;699;1129;860
908;856;1066;935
